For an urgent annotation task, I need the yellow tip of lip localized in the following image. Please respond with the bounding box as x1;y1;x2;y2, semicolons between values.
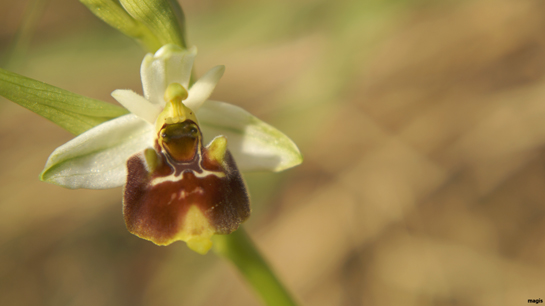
177;205;215;254
186;236;214;255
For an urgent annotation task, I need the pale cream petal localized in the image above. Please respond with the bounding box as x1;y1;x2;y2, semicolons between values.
184;65;225;111
111;89;162;123
140;53;165;105
164;45;196;90
141;45;196;107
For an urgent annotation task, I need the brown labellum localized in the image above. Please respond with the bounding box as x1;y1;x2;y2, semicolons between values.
122;120;250;253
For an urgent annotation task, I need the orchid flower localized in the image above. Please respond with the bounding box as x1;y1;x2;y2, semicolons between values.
40;44;302;254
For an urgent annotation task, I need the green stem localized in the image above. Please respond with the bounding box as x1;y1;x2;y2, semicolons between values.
212;227;299;306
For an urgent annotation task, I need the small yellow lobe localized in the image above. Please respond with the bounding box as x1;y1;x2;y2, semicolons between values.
206;136;228;164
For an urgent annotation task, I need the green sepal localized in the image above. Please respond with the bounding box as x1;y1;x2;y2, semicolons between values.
0;68;128;135
119;0;187;50
198;101;303;172
79;0;162;52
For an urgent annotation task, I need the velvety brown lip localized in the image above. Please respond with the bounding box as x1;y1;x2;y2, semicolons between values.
123;120;250;248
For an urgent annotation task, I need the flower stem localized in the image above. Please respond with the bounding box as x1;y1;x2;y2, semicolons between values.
212;227;299;306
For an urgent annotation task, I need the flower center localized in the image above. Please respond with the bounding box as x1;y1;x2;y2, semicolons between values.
155;83;199;134
159;121;199;162
155;83;202;162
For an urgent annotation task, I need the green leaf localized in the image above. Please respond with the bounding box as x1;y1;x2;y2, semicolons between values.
0;67;128;135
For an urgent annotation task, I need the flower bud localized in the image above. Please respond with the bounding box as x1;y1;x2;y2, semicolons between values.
119;0;187;50
79;0;162;52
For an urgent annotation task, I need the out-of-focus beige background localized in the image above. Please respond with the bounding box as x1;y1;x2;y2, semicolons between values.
1;0;545;305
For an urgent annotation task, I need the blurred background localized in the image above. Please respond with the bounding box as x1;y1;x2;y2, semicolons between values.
1;0;545;305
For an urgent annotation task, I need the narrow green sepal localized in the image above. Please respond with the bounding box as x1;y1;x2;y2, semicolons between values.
79;0;162;52
198;101;303;172
119;0;187;50
0;68;128;135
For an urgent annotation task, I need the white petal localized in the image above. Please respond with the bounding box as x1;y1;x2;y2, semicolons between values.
164;46;196;90
184;65;225;111
141;45;196;106
41;114;155;189
141;53;164;105
197;100;302;172
112;89;162;124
